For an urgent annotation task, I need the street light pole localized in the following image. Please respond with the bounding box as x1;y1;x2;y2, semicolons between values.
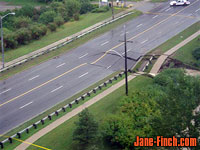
124;25;128;96
0;12;15;69
0;17;4;69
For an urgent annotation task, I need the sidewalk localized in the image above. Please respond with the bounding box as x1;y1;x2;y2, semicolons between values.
150;30;200;76
15;72;143;150
3;7;136;69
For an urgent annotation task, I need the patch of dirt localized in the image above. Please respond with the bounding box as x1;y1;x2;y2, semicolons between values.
0;2;21;12
185;69;200;76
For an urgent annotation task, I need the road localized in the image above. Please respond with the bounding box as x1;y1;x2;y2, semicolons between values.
0;0;200;134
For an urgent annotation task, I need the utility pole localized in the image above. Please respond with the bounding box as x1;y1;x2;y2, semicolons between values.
124;25;128;96
111;0;114;20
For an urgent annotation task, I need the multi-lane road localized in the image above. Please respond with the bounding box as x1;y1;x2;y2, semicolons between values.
0;0;200;134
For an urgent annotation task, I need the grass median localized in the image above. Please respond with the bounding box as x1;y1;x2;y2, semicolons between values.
26;75;153;150
0;10;141;81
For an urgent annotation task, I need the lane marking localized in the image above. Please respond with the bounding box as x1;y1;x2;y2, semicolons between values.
101;41;109;46
51;86;63;93
136;24;143;28
0;63;87;107
141;39;148;44
79;53;88;59
152;15;158;19
122;49;131;55
165;7;171;12
0;88;11;95
19;101;33;109
195;8;200;12
78;72;89;78
29;75;40;81
0;134;51;150
56;63;66;68
107;65;111;69
1;0;198;108
91;0;199;65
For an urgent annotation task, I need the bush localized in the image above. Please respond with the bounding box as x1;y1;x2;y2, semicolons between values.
39;10;57;24
39;24;48;36
192;47;200;60
3;29;18;49
91;6;109;13
54;15;64;26
79;0;93;14
16;28;32;45
65;0;81;17
17;5;37;18
48;22;57;31
29;24;43;40
13;16;32;28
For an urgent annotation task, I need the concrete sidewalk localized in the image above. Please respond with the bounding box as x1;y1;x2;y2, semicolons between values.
150;30;200;76
15;72;143;150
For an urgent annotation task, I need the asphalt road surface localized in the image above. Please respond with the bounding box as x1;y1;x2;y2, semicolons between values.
0;0;200;134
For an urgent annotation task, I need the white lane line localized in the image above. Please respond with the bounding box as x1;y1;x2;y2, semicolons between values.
78;72;88;78
165;8;171;12
175;21;179;24
101;41;109;46
152;15;158;19
141;39;148;44
56;63;66;68
136;24;143;28
0;88;11;95
107;65;111;69
195;8;200;12
122;49;131;55
19;101;33;109
51;86;63;93
29;75;40;81
79;53;88;59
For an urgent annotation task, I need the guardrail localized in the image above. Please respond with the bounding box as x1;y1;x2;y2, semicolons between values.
0;70;136;149
0;11;135;73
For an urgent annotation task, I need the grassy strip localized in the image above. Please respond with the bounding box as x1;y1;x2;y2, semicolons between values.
26;76;153;150
0;10;141;81
2;8;124;62
173;36;200;66
1;71;124;150
0;0;44;6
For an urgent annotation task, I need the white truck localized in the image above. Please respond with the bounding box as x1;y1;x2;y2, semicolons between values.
170;0;190;6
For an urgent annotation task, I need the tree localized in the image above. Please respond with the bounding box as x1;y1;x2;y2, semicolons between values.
65;0;81;19
152;69;200;149
78;0;92;14
17;5;37;18
39;10;57;24
15;28;32;44
13;16;32;28
73;109;99;150
54;15;64;26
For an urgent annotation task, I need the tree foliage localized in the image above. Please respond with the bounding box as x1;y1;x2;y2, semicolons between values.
73;109;99;150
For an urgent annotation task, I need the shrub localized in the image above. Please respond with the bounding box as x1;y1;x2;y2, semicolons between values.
16;28;32;44
192;47;200;60
79;0;93;14
54;15;64;26
17;5;37;18
13;16;32;28
39;10;57;24
73;13;80;21
65;0;81;17
3;29;18;49
39;24;48;36
29;24;43;40
48;22;57;31
91;6;109;13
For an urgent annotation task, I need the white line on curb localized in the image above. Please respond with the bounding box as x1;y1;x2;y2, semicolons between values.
19;101;33;109
0;88;11;95
152;15;158;19
51;86;63;93
79;53;88;59
29;75;40;81
78;72;88;78
56;63;66;68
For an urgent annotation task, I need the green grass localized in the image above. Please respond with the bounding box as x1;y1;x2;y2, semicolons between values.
0;10;141;81
2;9;124;62
0;0;44;6
173;36;200;65
26;76;153;150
